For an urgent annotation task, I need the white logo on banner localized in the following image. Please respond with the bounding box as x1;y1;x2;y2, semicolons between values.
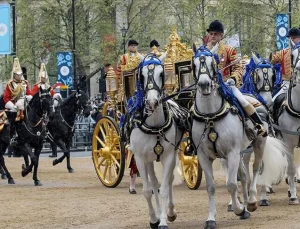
60;66;70;76
0;23;8;36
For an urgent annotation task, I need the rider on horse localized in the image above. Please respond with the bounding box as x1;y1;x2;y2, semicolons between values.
206;20;267;137
271;27;300;118
3;58;32;145
31;63;55;96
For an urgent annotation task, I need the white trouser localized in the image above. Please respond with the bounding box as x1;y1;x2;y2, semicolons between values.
5;101;17;112
272;80;290;102
230;85;249;107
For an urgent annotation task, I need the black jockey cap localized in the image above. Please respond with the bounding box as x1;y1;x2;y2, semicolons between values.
128;39;139;46
207;20;224;33
150;40;160;48
287;27;300;37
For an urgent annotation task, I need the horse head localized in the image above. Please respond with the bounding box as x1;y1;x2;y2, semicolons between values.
75;89;90;117
291;43;300;85
139;54;165;111
29;85;53;118
252;53;276;93
193;44;219;96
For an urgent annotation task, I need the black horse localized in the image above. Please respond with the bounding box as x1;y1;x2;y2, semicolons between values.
17;87;53;186
0;111;15;184
47;89;90;173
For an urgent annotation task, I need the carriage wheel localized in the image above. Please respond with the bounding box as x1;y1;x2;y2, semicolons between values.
92;116;125;188
180;141;202;190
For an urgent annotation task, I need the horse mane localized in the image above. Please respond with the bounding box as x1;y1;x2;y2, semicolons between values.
60;92;76;106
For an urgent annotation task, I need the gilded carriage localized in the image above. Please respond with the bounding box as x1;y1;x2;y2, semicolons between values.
92;29;202;189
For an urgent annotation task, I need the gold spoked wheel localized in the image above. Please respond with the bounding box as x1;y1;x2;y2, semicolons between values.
180;140;202;190
92;116;125;188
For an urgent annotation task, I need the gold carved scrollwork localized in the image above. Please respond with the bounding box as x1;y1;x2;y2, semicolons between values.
165;28;193;64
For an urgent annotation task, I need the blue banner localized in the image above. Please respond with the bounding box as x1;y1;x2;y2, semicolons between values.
57;52;73;89
0;4;11;54
276;14;289;50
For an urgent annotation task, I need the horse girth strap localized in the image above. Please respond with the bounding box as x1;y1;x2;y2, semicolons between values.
192;101;231;123
285;87;300;118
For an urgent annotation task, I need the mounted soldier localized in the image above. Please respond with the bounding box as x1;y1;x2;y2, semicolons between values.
271;27;300;118
3;58;32;145
205;20;266;137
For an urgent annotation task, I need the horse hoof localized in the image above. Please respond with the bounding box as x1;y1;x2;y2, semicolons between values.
297;179;300;183
288;191;291;198
68;168;74;173
53;159;58;166
247;202;258;212
158;226;168;229
34;180;42;186
259;199;270;206
289;198;299;205
150;220;160;229
21;170;27;177
267;188;275;194
227;204;233;212
8;178;15;184
239;210;251;220
167;212;177;222
1;174;7;180
204;220;216;229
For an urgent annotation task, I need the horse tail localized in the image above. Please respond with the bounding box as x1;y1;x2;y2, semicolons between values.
257;136;288;186
153;155;183;186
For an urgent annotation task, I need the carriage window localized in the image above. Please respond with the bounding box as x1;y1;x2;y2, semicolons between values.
178;66;193;89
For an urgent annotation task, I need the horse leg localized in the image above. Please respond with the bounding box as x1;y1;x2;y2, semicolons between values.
259;185;270;206
52;139;67;167
159;151;177;228
238;155;249;208
21;144;34;177
242;151;252;193
32;146;42;186
167;164;177;223
0;146;15;184
65;141;74;173
285;144;299;204
227;151;250;220
220;158;233;212
135;157;159;228
198;152;217;229
0;165;7;179
148;162;161;217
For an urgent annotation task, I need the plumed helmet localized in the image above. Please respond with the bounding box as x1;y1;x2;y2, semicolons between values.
207;20;224;33
150;39;160;48
287;27;300;37
128;39;139;46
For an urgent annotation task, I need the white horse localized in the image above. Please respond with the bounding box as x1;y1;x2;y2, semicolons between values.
240;54;288;207
130;55;183;229
275;44;300;205
192;45;286;229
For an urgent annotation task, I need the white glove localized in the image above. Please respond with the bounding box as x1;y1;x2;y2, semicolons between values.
226;78;236;86
5;101;17;111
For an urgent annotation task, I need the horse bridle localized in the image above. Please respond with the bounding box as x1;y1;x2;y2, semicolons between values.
253;63;274;93
193;50;217;90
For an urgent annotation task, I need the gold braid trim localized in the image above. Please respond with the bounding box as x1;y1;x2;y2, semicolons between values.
7;80;24;101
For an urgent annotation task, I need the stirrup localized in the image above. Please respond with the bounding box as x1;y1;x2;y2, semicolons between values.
255;124;267;137
10;136;18;146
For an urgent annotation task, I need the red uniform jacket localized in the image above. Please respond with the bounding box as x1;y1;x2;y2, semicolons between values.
31;84;55;96
3;80;32;104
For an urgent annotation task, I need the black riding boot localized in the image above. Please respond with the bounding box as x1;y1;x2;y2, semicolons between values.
49;142;57;158
249;112;267;137
5;111;18;146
